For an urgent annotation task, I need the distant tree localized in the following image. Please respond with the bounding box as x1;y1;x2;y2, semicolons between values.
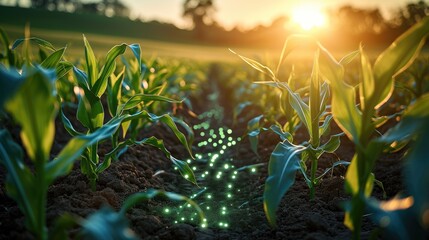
183;0;215;39
332;6;385;34
396;0;429;27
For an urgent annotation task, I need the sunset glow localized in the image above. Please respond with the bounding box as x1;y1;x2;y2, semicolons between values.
291;5;327;31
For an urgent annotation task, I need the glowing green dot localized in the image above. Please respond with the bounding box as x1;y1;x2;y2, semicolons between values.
232;175;236;179
187;204;191;208
227;129;232;134
174;167;178;170
192;166;197;171
206;206;210;210
205;171;209;174
227;142;232;147
228;137;233;141
175;221;178;224
184;174;189;179
222;145;227;150
213;134;217;139
208;138;212;143
219;222;224;227
237;137;241;141
209;163;214;167
224;164;229;169
227;193;232;198
187;159;192;164
232;141;237;145
228;184;232;189
218;139;223;144
207;194;212;199
224;223;229;227
251;168;256;173
181;217;185;221
201;223;207;228
164;208;170;213
222;211;226;215
201;174;206;178
200;132;205;137
213;143;218;147
220;150;224;154
234;171;238;175
191;217;194;221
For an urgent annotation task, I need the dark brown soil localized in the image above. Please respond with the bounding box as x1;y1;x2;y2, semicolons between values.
0;69;406;240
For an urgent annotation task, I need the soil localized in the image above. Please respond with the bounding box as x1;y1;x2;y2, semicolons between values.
0;64;406;240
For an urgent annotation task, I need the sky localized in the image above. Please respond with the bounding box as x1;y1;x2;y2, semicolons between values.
122;0;410;30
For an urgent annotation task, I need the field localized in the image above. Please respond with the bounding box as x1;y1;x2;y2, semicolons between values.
1;6;429;240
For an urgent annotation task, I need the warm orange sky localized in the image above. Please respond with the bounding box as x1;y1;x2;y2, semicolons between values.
123;0;410;29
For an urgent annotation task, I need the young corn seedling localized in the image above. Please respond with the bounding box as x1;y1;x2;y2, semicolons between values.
0;62;129;239
62;36;195;189
318;16;429;239
232;36;346;227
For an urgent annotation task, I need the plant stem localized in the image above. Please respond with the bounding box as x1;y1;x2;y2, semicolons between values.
35;152;47;240
309;154;318;200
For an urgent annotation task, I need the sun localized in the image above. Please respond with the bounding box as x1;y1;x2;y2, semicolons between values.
291;5;327;31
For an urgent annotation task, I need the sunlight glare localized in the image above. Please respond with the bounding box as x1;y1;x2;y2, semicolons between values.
291;5;327;31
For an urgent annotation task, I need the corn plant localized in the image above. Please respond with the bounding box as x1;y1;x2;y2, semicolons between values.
61;36;195;189
318;16;429;239
232;36;346;227
0;63;130;239
366;93;429;239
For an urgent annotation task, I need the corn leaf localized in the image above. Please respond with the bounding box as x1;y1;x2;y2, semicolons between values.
76;84;104;131
119;94;181;112
247;115;264;155
5;67;57;161
40;47;66;69
319;50;362;144
0;130;37;230
107;67;125;117
83;35;98;88
263;140;303;227
0;67;24;107
371;16;429;109
12;37;56;51
120;189;205;224
81;207;137;240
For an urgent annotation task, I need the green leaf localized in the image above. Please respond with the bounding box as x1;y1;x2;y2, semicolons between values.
230;49;276;80
320;52;362;143
83;35;98;88
120;189;205;226
247;115;264;155
0;130;36;230
319;115;333;137
40;47;66;69
146;112;194;158
119;94;181;113
372;16;429;109
60;109;81;137
12;37;56;51
309;50;321;147
270;124;293;142
107;67;125;117
76;84;104;131
81;207;137;240
319;133;343;153
135;136;197;185
92;44;125;97
5;67;57;162
263;140;303;227
73;66;90;89
45;114;129;183
0;67;24;107
56;61;73;79
0;28;15;66
276;34;317;74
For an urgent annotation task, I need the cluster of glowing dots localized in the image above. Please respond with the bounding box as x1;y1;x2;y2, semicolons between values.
166;120;247;229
